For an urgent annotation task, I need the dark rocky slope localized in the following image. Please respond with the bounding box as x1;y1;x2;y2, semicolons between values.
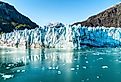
72;3;121;27
0;1;38;33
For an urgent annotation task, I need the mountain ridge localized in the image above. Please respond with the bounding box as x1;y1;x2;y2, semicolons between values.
72;3;121;27
0;1;38;33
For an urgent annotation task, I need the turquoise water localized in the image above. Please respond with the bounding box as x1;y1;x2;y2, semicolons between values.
0;48;121;82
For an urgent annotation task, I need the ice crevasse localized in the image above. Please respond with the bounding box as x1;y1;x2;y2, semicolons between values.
0;23;121;49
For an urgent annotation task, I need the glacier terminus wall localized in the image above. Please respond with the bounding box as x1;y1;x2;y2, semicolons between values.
0;23;121;49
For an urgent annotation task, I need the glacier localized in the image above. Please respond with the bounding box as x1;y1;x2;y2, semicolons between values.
0;23;121;49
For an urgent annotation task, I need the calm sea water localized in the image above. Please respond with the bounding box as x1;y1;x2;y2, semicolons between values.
0;47;121;82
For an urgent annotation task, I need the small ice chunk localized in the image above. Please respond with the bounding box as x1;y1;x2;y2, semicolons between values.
98;57;103;60
97;76;100;79
74;58;77;61
21;70;25;72
77;68;79;70
8;64;12;67
86;61;89;63
82;66;87;69
102;66;108;69
48;67;52;70
115;59;121;63
2;74;14;80
56;66;59;69
76;65;79;67
85;57;87;59
53;67;55;70
6;67;10;69
71;68;75;71
0;73;4;76
17;70;21;73
57;71;61;75
119;61;121;63
115;59;118;62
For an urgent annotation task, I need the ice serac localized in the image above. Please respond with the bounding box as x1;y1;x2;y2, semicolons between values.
0;23;121;49
43;23;73;48
0;23;74;49
72;25;121;48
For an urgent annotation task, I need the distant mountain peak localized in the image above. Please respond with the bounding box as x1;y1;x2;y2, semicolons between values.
46;22;65;28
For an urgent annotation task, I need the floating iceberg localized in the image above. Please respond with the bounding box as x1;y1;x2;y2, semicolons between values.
70;68;75;71
102;65;108;69
1;23;121;49
82;66;87;69
57;71;61;75
0;73;14;80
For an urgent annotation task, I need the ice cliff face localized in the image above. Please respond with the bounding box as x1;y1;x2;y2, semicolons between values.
72;25;121;48
0;23;73;49
0;23;121;49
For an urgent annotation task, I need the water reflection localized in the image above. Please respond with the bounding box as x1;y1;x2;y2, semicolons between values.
0;48;121;82
26;48;74;63
0;48;76;71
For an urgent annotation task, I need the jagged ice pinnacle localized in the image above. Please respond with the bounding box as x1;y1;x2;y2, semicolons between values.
0;23;121;49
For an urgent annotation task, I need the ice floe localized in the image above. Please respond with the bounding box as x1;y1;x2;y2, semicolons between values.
21;70;26;72
0;73;14;80
48;67;52;70
57;71;61;75
85;61;89;63
97;57;103;60
17;70;21;73
82;66;87;69
102;66;108;69
97;76;100;79
71;68;75;71
76;65;79;67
